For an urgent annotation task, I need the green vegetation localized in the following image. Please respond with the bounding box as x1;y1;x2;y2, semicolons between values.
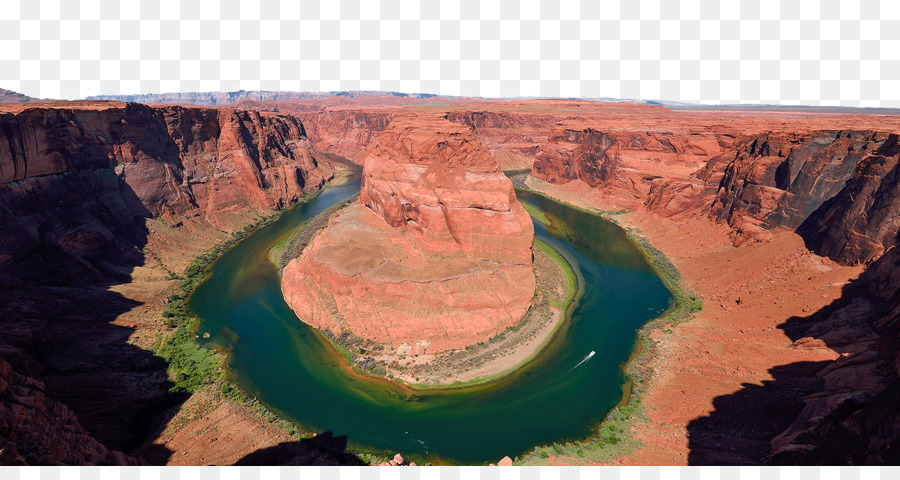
520;201;552;226
534;239;577;309
267;231;295;267
518;397;644;465
513;183;703;466
156;212;287;393
150;199;338;457
626;231;703;325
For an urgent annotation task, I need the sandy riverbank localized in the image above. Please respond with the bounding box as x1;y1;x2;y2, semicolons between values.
523;177;864;465
375;240;577;387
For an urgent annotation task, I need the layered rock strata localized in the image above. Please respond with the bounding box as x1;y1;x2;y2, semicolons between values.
0;102;332;284
645;130;900;264
282;116;535;354
0;101;332;464
298;108;392;164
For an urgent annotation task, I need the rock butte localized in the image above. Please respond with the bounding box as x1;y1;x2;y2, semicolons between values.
281;116;535;353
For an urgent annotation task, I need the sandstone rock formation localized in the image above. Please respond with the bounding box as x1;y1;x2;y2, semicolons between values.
532;128;621;187
282;116;535;353
0;103;330;215
444;110;549;170
0;100;333;465
767;246;900;464
0;102;333;284
299;108;393;163
645;129;900;264
0;357;142;465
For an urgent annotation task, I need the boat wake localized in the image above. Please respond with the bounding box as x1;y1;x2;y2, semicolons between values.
569;350;596;371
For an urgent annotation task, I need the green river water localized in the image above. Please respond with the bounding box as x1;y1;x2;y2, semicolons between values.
188;170;672;464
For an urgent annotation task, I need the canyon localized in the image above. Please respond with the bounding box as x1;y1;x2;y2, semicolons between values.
2;91;900;465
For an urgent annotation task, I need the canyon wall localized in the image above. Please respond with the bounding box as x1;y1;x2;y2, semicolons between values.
282;116;535;354
298;108;392;164
526;117;900;464
0;103;333;285
0;101;333;465
643;129;900;265
444;110;550;170
0;357;142;465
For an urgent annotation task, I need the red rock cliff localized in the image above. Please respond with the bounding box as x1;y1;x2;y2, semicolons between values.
646;129;900;264
532;128;621;187
0;357;142;465
0;101;332;465
531;124;731;210
298;108;392;164
0;103;331;218
282;116;535;353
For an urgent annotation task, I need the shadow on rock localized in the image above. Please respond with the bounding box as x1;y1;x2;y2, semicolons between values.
686;361;828;465
687;248;900;465
0;172;185;464
233;432;366;466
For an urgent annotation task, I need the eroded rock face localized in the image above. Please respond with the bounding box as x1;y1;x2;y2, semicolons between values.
0;103;331;217
359;117;535;265
638;129;900;265
767;246;900;465
532;128;621;187
795;134;900;264
444;110;549;170
531;126;731;210
299;108;392;164
0;101;332;465
0;103;333;285
682;130;900;264
282;116;535;353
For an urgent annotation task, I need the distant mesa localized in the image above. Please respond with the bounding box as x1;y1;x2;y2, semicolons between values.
0;87;38;103
281;115;535;354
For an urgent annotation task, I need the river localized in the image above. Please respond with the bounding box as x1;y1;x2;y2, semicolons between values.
188;169;672;464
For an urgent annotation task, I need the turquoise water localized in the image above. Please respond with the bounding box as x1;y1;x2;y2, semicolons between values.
188;175;672;464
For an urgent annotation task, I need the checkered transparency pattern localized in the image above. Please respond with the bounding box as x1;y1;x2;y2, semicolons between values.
1;0;896;106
